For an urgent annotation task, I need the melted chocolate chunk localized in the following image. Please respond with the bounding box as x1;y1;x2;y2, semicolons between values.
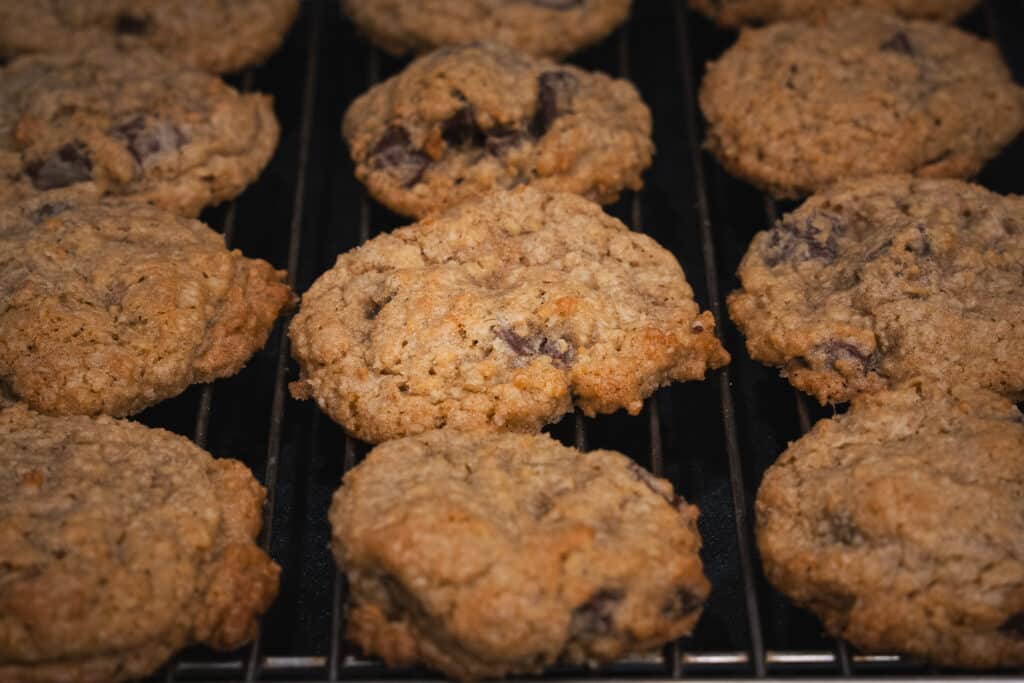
115;13;152;35
110;116;188;165
485;126;527;155
493;324;575;367
441;106;485;148
369;126;432;188
880;31;914;55
26;141;92;190
1000;613;1024;637
763;212;843;267
817;340;878;374
570;589;623;636
530;71;578;138
30;201;73;223
626;460;674;505
661;587;703;619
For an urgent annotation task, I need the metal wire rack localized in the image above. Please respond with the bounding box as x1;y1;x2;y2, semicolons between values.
135;1;1024;681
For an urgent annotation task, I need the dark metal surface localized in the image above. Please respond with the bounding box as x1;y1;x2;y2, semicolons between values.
137;1;1024;680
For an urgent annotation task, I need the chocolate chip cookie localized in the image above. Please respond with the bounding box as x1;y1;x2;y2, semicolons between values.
689;0;979;28
340;0;631;59
756;380;1024;668
727;176;1024;404
289;188;728;443
342;42;652;218
699;9;1024;198
0;404;280;683
0;46;280;217
0;195;294;417
0;0;300;74
331;429;708;680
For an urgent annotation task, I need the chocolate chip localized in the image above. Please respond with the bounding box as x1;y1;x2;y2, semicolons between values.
818;340;879;375
528;0;584;7
880;31;914;55
365;294;393;320
905;224;931;256
115;13;151;35
864;238;894;262
441;106;485;148
26;141;92;190
492;324;575;367
30;201;73;223
110;116;188;166
626;460;674;505
369;126;432;188
763;212;843;267
570;589;623;637
661;587;703;619
485;126;527;155
827;513;859;545
1000;613;1024;637
529;71;578;138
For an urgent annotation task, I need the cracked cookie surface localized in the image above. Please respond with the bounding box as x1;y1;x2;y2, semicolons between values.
689;0;979;28
289;188;728;443
0;405;280;683
0;46;280;216
330;429;708;681
342;42;652;218
699;9;1024;197
0;0;299;74
727;176;1024;404
756;381;1024;668
340;0;631;59
0;195;293;417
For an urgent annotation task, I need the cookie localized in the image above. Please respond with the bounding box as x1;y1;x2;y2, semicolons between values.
727;176;1024;404
331;429;708;681
340;0;631;60
0;195;294;417
0;404;280;683
289;188;729;444
756;381;1024;668
699;9;1024;198
689;0;979;28
342;42;653;218
0;46;280;217
0;0;299;74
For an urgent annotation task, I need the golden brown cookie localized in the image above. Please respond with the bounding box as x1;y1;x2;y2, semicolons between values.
0;46;280;216
340;0;631;59
289;188;728;443
331;429;708;681
343;42;653;218
0;195;294;417
699;9;1024;198
757;381;1024;668
728;176;1024;404
0;405;280;683
689;0;979;28
0;0;300;74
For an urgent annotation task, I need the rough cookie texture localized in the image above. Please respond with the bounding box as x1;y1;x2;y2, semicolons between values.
331;430;709;681
0;0;299;74
0;405;280;683
340;0;631;59
0;46;280;217
289;189;728;443
699;9;1024;198
756;381;1024;668
727;176;1024;404
689;0;979;28
0;195;293;417
342;42;653;218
